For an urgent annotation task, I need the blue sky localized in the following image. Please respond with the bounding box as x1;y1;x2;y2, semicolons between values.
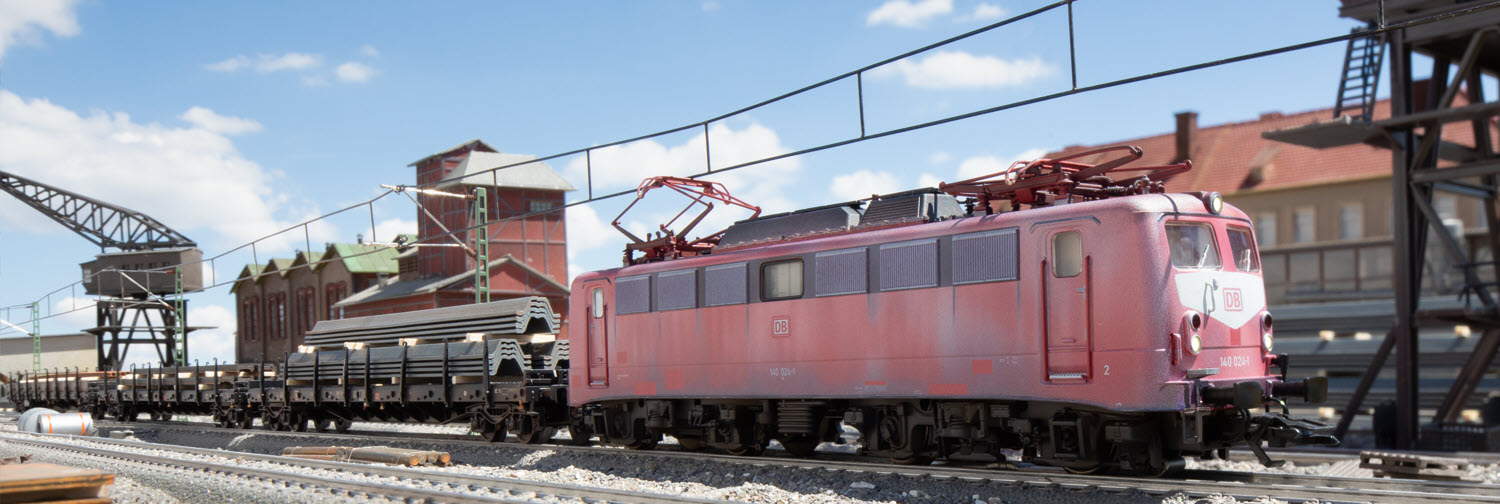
0;0;1369;366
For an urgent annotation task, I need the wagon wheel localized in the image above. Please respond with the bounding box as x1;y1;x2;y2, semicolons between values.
480;420;506;443
333;419;353;434
262;412;279;431
516;427;557;445
779;437;818;458
158;413;173;422
288;411;308;432
90;405;108;421
1063;464;1105;475
312;418;333;433
234;411;255;429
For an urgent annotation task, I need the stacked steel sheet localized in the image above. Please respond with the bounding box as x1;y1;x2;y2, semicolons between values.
284;339;531;381
302;297;558;348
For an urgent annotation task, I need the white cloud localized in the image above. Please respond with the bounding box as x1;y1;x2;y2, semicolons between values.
203;55;249;72
0;90;329;250
257;52;321;72
302;75;330;87
359;44;380;57
867;0;952;28
701;1;720;12
917;173;945;188
955;148;1048;180
928;151;952;165
204;52;322;73
962;3;1006;22
0;0;80;63
830;170;903;201
373;218;415;243
179;107;262;135
335;62;376;83
874;50;1052;89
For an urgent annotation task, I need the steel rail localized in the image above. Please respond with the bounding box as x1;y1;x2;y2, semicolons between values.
3;435;524;504
87;420;1500;503
3;431;729;504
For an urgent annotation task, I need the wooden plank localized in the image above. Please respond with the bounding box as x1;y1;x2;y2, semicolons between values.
0;463;114;503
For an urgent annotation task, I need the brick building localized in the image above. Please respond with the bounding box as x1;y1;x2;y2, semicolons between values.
232;243;399;363
333;140;572;323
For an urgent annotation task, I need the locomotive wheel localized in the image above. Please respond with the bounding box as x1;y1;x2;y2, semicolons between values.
625;437;659;450
890;454;934;465
779;438;818;458
1063;464;1105;475
563;423;593;446
725;445;763;457
675;436;705;451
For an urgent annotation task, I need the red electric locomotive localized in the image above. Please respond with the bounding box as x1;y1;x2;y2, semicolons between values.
566;146;1334;474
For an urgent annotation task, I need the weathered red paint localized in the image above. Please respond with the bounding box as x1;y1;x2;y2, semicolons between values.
568;193;1274;414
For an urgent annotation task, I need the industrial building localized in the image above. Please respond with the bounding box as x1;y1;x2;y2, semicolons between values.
232;139;573;364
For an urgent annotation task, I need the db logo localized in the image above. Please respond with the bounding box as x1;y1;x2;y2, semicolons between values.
1223;288;1243;311
771;317;790;336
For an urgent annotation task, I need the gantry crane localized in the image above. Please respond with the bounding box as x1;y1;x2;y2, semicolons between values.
0;170;204;371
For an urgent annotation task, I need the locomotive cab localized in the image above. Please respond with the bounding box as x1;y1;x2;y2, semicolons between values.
1163;193;1336;463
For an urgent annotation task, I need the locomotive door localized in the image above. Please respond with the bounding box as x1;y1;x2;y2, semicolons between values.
1043;229;1092;381
584;280;611;387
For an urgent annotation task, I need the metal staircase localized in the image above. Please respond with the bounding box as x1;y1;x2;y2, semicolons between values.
1333;26;1385;122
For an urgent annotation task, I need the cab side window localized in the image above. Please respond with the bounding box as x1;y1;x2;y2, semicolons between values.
1052;231;1083;277
591;288;604;318
1227;227;1259;272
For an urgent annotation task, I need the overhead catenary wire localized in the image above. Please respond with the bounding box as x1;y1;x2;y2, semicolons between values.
2;0;1497;335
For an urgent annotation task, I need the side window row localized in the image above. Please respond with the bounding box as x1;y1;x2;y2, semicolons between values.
617;228;1018;314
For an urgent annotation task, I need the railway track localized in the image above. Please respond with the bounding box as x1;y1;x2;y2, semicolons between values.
0;430;726;504
77;418;1500;503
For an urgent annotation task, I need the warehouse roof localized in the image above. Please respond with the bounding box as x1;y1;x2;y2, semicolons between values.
335;254;567;307
407;139;498;167
322;243;400;274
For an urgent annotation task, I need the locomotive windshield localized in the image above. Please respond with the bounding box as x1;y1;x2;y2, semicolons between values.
1227;226;1259;271
1167;222;1221;269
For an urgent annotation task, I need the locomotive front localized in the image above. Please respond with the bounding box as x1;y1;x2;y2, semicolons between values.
1159;191;1336;463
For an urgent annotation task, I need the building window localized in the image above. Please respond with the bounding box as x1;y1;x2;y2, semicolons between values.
325;282;346;320
761;259;804;301
1293;207;1316;243
241;297;260;341
1339;203;1363;240
529;200;557;212
295;287;315;337
1255;212;1277;247
265;293;286;340
1435;195;1459;227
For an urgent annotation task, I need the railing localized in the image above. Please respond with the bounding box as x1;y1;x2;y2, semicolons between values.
1260;230;1495;305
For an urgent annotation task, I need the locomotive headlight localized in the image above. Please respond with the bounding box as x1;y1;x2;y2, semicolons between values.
1262;332;1274;353
1188;333;1203;355
1204;192;1224;215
